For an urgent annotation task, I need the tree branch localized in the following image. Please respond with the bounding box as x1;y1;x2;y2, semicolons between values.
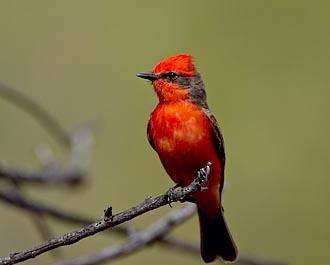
0;189;94;225
0;83;95;187
0;187;288;265
0;163;211;265
52;204;197;265
0;122;94;186
0;166;83;185
53;203;287;265
0;82;70;146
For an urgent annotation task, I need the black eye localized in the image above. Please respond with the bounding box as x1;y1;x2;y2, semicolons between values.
165;71;178;81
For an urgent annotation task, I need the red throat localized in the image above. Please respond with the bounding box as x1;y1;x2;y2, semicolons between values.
153;80;189;102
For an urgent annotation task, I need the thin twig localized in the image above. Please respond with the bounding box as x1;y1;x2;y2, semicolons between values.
0;163;211;265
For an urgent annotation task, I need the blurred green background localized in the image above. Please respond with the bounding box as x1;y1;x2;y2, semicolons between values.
0;1;329;265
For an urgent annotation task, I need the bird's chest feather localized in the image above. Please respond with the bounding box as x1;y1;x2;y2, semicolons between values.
149;102;210;157
148;102;221;188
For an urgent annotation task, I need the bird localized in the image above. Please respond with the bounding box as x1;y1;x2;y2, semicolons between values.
137;54;238;263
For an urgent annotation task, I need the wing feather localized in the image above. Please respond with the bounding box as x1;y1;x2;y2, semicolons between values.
203;108;226;193
147;118;156;151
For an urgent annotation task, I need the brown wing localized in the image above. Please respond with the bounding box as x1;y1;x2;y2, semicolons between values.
203;108;226;193
147;118;156;151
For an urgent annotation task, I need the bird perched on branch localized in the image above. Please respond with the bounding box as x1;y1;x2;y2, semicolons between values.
137;54;238;263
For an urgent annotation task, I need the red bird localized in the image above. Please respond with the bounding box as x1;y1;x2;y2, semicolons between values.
137;54;238;263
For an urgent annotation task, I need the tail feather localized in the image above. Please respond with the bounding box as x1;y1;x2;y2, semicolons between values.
198;208;238;263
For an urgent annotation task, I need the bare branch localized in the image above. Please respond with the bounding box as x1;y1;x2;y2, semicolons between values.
0;83;95;187
53;204;197;265
52;203;287;265
0;189;93;225
0;125;93;185
0;163;211;265
0;166;84;185
0;82;70;146
0;188;287;265
0;190;286;265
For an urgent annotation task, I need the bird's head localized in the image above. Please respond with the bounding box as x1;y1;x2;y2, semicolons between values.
137;54;207;107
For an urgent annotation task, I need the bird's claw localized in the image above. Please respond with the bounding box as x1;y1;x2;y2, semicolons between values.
197;162;211;184
165;163;211;207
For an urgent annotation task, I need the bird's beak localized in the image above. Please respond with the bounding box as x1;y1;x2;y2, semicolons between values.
136;73;158;81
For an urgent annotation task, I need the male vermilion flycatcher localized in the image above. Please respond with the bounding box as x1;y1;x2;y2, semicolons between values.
137;54;238;263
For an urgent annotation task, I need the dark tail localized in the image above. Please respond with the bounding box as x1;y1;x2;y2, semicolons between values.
198;208;238;263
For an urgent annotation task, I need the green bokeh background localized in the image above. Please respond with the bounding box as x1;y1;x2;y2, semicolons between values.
0;1;329;265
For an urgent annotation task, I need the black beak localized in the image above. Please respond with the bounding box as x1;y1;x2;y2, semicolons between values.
136;73;158;81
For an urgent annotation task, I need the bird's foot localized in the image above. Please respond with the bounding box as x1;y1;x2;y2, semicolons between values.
196;162;211;187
